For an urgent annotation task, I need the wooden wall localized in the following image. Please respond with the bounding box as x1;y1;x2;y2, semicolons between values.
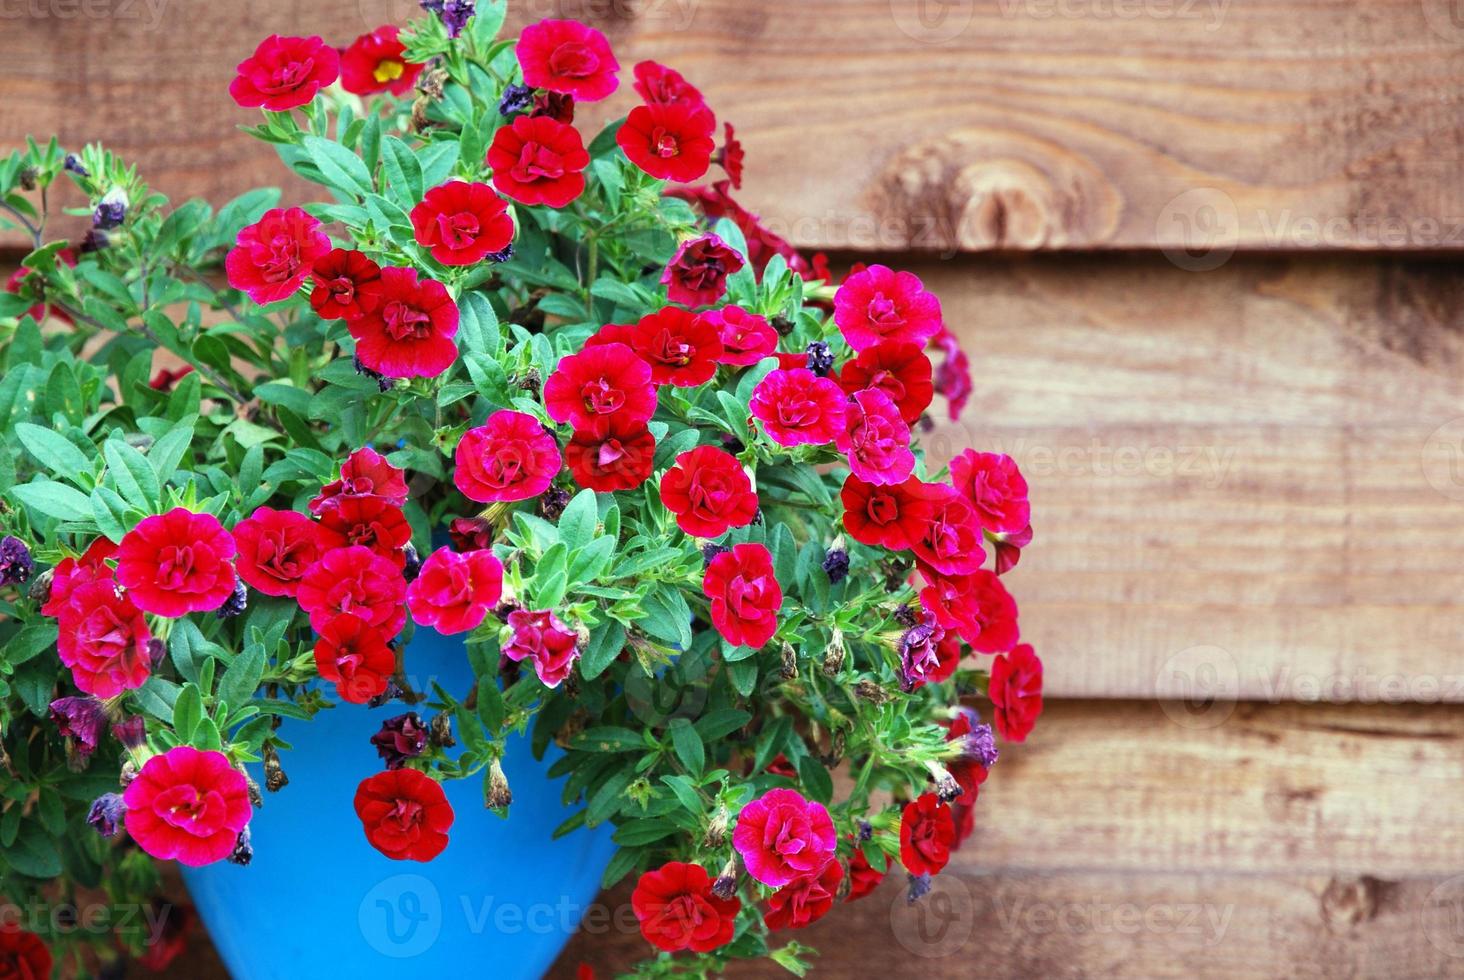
5;1;1464;977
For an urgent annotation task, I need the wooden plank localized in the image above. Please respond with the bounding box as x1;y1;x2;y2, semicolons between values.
3;1;1461;252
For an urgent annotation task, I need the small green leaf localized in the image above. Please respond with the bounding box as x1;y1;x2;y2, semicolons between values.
669;718;705;775
303;135;375;195
2;623;58;667
218;645;266;708
104;439;161;511
14;423;92;481
797;754;834;805
172;684;204;743
580;621;625;681
11;480;93;523
558;488;598;553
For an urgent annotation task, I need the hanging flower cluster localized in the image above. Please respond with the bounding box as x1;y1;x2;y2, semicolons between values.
0;2;1041;973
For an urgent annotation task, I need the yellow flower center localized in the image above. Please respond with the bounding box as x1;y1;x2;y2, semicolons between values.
373;60;405;84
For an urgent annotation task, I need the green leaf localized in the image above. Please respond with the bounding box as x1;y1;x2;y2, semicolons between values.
586;769;634;826
90;486;134;542
303;136;375;195
172;684;204;743
640;585;693;649
380;136;424;204
475;676;505;732
133;676;181;724
218;645;266;708
558;488;598;553
12;480;93;523
797;755;834;805
168;619;208;685
14;422;92;481
694;708;751;742
661;774;702;813
613;818;679;847
580;621;625;681
5;823;62;878
104;439;161;512
572;726;645;752
729;659;758;697
2;623;57;667
669;718;705;775
600;845;640;888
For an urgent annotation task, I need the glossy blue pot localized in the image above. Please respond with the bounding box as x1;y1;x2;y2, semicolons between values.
182;625;615;978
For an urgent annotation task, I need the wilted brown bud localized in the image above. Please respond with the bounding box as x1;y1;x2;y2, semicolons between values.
485;758;512;810
779;642;797;680
429;711;455;749
263;744;289;792
855;680;891;705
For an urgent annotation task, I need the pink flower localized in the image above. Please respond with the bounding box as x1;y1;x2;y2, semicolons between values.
229;35;339;111
296;545;406;636
123;747;251;866
407;548;504;634
661;234;744;308
950;450;1031;535
225;207;332;305
454;411;562;503
732;788;837;887
501;609;580;688
833;264;943;352
909;483;987;576
835;389;914;486
115;509;238;617
516;19;620;102
704;306;776;366
750;368;847;447
56;581;152;699
543;343;657;429
703;543;781;648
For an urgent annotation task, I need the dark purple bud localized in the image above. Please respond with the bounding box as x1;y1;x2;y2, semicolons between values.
371;712;428;770
49;696;107;756
805;341;834;376
898;612;946;692
402;544;423;583
64;154;89;177
93;199;126;230
228;825;253;865
422;0;474;37
959;720;999;769
857;819;873;841
87;793;126;836
498;83;534;117
368;677;407;708
0;536;34;586
821;547;849;584
353;354;394;392
146;637;166;668
907;873;933;904
893;603;919;628
771;314;795;336
539;486;571;522
215;578;248;619
701;542;730;568
711;856;738;899
486;242;515;263
110;715;146;750
80;228;110;253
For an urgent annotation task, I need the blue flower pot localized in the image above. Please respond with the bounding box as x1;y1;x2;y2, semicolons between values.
182;625;615;978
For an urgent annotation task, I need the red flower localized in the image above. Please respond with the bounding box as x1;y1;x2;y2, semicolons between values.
123;746;252;866
115;508;237;616
661;233;744;308
910;483;987;576
989;643;1043;741
406;547;504;634
317;495;413;568
951;450;1031;535
668;181;806;278
617;103;716;183
5;247;77;325
296;545;407;635
56;580;151;699
314;613;396;703
0;928;52;980
501;608;580;688
229;34;339;111
543;342;657;428
311;446;410;514
409;182;514;267
750;368;847;447
232;507;329;598
488;115;590;208
41;537;116;616
840;475;934;551
838;342;934;424
704;305;776;366
584;321;634;348
631;862;740;954
715;123;744;189
846;848;887;902
340;25;422;97
148;365;194;391
566;417;657;492
355;768;454;862
659;446;758;538
834;264;943;352
628;307;724;387
517;19;620;102
993;522;1034;576
225;207;332;305
532;91;576;123
900;793;956;876
764;860;843;931
632;60;707;111
347;266;459;379
703;542;781;648
309;248;384;321
454;411;562;503
920;568;1019;652
733;788;837;887
932;326;973;421
836;389;915;486
448;517;494;552
944;708;992;806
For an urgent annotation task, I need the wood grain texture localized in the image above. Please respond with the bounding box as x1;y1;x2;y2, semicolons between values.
3;1;1462;252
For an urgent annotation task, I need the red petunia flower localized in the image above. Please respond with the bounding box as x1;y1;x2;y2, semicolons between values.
56;580;152;699
229;34;339;111
225;207;332;305
0;927;52;980
900;793;956;876
314;613;397;703
714;122;744;189
148;365;195;392
41;537;116;616
487;115;591;208
989;643;1043;742
839;475;934;551
543;342;657;428
931;325;973;421
910;483;987;576
309;248;384;321
115;508;237;617
406;547;504;635
733;788;837;887
347;266;459;379
669;180;807;278
5;247;77;325
617;103;716;183
628;307;724;387
410;181;514;266
703;542;781;648
584;321;635;348
944;707;993;806
296;545;407;636
950;450;1031;536
631;862;740;954
919;568;1019;653
661;233;744;308
704;305;776;366
501;608;580;688
532;91;576;123
123;746;252;866
764;860;843;931
846;847;887;902
659;446;758;538
750;368;847;447
517;19;620;102
834;264;943;352
566;417;657;492
340;25;422;97
836;389;915;486
993;522;1034;576
838;342;934;424
316;495;413;568
355;768;454;862
448;517;495;553
632;60;707;111
232;507;329;598
311;446;410;514
454;411;562;503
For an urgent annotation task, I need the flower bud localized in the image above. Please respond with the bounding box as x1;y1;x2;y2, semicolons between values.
93;188;128;230
429;711;455;748
925;761;962;803
26;568;52;605
263;743;289;792
855;680;891;705
821;547;849;585
907;872;933;904
498;83;534;116
215;578;248;619
87;794;126;836
0;536;34;586
228;826;253;865
110;715;145;751
485;758;512;810
779;642;797;680
64;154;89;177
372;712;428;770
805;341;834;376
711;855;739;899
702;808;729;849
822;629;846;678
